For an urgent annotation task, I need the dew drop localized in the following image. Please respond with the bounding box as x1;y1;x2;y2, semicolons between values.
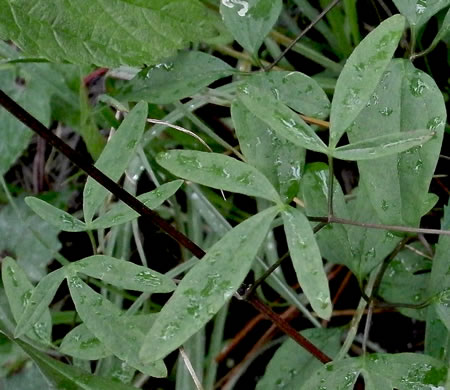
59;214;76;229
69;276;83;288
409;76;427;97
381;200;389;211
379;107;393;116
134;271;162;286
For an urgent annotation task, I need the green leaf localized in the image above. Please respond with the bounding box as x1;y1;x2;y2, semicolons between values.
0;0;219;67
333;129;435;160
349;60;446;226
0;66;51;177
14;338;139;390
220;0;282;55
329;14;405;147
68;276;166;377
83;101;148;223
156;150;281;203
301;353;448;389
15;269;65;338
140;206;279;363
392;0;449;31
256;328;342;390
89;180;183;230
282;206;331;319
238;85;328;154
0;363;53;390
245;71;331;119
425;306;450;363
115;51;234;104
1;257;52;344
69;255;176;293
232;103;304;203
25;197;87;232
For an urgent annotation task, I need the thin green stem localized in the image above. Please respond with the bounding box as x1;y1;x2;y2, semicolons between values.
87;230;97;255
327;155;334;219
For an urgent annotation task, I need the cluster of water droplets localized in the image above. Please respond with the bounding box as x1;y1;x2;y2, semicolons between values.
221;0;249;16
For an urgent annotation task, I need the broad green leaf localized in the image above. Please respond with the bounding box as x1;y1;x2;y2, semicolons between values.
0;196;61;281
1;257;52;344
140;206;279;363
25;197;87;232
89;180;183;229
69;255;176;293
256;328;342;390
156;150;281;203
232;103;304;203
0;65;50;177
282;206;331;319
15;269;65;338
0;363;53;390
349;60;446;226
392;0;449;31
301;353;448;389
329;14;405;147
220;0;282;54
333;129;435;160
425;306;450;363
83;101;147;223
378;243;431;320
245;71;331;119
238;85;328;154
115;51;234;104
68;276;166;377
14;338;138;390
0;0;219;67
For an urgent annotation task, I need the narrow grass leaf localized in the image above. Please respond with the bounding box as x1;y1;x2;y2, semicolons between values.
140;206;279;363
69;255;176;293
89;180;183;230
238;84;328;154
25;197;87;232
116;51;234;104
83;101;147;223
333;129;435;160
282;206;331;320
68;276;166;377
1;257;51;344
329;14;405;147
156;150;281;203
14;269;65;338
220;0;282;55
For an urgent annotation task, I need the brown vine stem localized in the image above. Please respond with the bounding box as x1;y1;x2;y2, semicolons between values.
265;0;342;71
0;89;331;365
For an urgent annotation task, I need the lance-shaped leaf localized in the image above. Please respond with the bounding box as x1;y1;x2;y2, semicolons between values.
300;353;448;389
69;255;176;293
89;180;183;230
68;276;166;377
238;84;328;154
333;129;435;161
220;0;282;55
1;257;52;344
140;206;279;363
156;150;281;203
256;328;342;390
232;102;304;203
115;51;234;104
392;0;450;32
14;338;138;390
349;60;446;226
15;268;65;338
245;70;331;119
25;197;87;232
83;101;147;223
0;0;219;67
329;14;405;147
282;206;331;319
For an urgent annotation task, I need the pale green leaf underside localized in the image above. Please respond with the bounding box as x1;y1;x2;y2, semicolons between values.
220;0;283;54
392;0;450;30
238;85;328;154
83;101;147;223
68;276;167;377
140;206;279;363
282;206;331;319
156;150;281;203
329;14;405;147
115;51;234;104
0;0;219;67
69;255;176;293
